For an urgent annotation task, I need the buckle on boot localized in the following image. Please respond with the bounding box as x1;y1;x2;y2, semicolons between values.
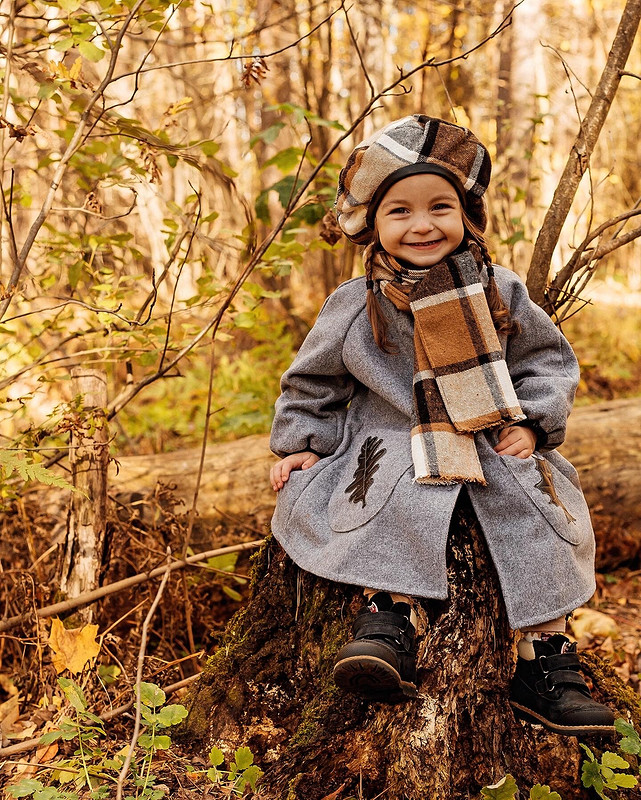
535;674;553;694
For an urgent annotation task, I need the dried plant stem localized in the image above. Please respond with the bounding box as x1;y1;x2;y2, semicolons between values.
115;549;172;800
0;540;264;634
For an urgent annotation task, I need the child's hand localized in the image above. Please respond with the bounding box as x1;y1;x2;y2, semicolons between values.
270;451;321;491
494;426;537;459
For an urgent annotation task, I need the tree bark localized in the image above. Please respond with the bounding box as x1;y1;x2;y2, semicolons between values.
59;368;109;621
526;0;641;309
178;494;640;799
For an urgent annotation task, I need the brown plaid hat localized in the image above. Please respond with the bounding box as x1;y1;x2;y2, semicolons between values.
335;115;491;244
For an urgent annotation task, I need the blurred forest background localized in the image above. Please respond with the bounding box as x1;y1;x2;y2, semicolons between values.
0;0;640;465
1;0;641;796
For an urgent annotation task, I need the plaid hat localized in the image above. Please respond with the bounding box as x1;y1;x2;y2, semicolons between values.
335;115;491;244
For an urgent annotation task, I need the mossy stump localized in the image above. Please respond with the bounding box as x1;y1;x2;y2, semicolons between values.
179;495;640;799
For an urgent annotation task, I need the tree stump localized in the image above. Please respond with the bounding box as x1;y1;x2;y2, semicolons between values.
180;494;640;799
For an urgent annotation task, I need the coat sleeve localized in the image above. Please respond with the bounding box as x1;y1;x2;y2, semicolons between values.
502;271;579;451
269;283;362;458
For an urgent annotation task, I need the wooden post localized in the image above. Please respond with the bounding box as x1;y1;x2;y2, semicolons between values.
60;368;109;621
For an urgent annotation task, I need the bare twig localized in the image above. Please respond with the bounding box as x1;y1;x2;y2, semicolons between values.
0;0;147;322
111;6;342;84
0;540;264;633
342;1;375;99
527;0;641;309
115;548;172;800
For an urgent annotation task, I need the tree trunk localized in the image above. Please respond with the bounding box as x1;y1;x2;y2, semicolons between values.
179;494;639;799
526;0;641;309
59;367;109;621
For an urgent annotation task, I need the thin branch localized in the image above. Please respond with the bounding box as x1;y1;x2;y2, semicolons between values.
158;191;201;372
111;6;342;83
0;0;147;322
0;540;264;633
527;0;641;308
549;207;641;295
342;1;375;99
116;548;172;800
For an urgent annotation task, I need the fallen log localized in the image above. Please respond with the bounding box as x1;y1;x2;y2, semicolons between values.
107;398;641;569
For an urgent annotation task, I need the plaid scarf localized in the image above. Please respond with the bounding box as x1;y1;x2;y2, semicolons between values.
371;244;525;485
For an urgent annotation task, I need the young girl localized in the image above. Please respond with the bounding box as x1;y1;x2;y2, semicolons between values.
268;115;614;736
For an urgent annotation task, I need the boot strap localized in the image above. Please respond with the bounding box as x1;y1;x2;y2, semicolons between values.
538;652;581;673
353;612;415;651
535;669;590;696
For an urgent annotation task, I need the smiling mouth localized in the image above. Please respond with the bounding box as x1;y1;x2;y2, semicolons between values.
405;239;444;247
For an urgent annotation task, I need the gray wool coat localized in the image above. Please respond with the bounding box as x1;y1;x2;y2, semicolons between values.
269;266;595;629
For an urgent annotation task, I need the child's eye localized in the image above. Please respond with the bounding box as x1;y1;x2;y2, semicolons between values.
432;202;453;211
388;206;409;214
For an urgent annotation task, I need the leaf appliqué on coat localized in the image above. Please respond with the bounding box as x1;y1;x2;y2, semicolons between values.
533;455;576;524
345;436;387;508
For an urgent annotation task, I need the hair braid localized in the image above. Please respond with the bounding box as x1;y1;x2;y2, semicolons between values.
364;244;397;353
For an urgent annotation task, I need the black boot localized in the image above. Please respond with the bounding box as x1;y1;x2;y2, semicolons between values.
333;593;418;702
510;634;615;736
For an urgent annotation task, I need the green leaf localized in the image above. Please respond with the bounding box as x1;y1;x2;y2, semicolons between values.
240;764;262;791
601;751;632;770
139;682;166;708
156;704;188;727
97;663;121;686
233;312;256;329
249;123;285;148
263;147;304;173
53;37;75;52
200;140;220;157
8;779;44;798
59;0;83;11
151;734;172;750
615;718;641;754
206;767;220;783
529;786;561;800
78;40;105;62
39;728;66;745
59;678;87;712
613;774;638;788
209;746;225;767
136;733;155;750
222;585;243;601
581;760;605;796
206;552;238;572
481;775;519;799
234;746;254;770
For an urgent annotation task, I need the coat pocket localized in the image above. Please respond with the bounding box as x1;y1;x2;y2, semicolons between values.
328;432;412;532
501;453;591;546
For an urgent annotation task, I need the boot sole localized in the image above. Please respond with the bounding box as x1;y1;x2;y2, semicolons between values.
333;654;417;702
510;700;615;736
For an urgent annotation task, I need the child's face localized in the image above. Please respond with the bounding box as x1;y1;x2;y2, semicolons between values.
374;173;465;267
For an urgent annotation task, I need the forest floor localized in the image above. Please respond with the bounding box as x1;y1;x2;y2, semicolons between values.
0;486;640;799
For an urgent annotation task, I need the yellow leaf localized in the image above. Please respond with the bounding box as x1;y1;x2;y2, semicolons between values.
569;608;619;641
69;57;82;81
48;618;101;675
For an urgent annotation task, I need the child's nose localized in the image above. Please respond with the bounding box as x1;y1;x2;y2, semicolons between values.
411;212;434;232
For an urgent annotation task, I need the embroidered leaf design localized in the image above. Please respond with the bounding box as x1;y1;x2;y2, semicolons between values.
345;436;387;508
533;456;576;524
